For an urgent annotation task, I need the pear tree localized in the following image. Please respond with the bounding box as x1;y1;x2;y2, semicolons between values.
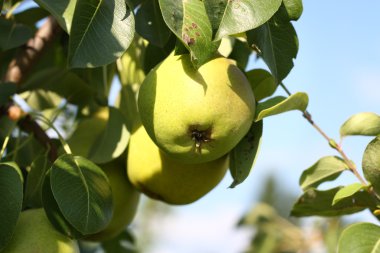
0;0;379;252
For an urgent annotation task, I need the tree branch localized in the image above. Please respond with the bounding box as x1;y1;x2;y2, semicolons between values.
3;16;61;84
2;16;62;162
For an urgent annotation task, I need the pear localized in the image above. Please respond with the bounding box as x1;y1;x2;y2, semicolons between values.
85;158;140;241
138;52;255;164
3;208;79;253
127;126;229;205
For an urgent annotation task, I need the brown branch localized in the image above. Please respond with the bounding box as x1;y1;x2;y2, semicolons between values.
2;16;62;162
17;115;58;161
3;16;61;84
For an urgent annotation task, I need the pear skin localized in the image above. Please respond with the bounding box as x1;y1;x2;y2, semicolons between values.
3;208;79;253
127;126;229;205
138;52;255;164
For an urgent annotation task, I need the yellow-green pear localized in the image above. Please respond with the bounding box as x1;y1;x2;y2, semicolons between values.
3;208;79;253
85;158;140;241
138;52;255;164
127;126;229;205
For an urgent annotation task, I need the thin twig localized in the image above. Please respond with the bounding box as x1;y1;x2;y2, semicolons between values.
280;83;368;186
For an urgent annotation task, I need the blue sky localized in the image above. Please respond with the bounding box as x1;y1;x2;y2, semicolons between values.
138;1;380;252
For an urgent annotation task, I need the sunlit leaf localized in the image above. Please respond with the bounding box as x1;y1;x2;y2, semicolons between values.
117;36;147;86
362;136;380;193
50;154;113;234
68;0;135;68
338;223;380;253
246;69;277;101
299;156;348;190
340;112;380;138
282;0;303;21
291;187;375;217
255;92;308;121
0;162;23;251
229;120;263;188
88;107;130;164
215;0;282;40
34;0;76;33
0;18;33;51
159;0;219;67
332;183;365;205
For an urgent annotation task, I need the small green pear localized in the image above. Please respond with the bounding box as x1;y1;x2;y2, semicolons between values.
85;158;140;241
127;126;229;205
138;52;255;164
3;208;79;253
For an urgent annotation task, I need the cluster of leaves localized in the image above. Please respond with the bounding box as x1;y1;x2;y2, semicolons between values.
4;0;366;251
291;112;380;252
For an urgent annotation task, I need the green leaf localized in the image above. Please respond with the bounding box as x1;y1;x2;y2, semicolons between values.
135;0;171;48
143;37;175;73
282;0;303;21
117;86;140;133
102;229;138;253
42;170;84;238
35;0;76;32
50;154;113;234
159;0;219;67
67;111;108;158
88;107;130;164
68;0;135;68
0;162;23;251
21;68;96;106
255;92;308;121
229;120;263;188
333;183;365;206
246;69;277;101
24;154;51;208
117;36;147;86
215;0;282;40
0;18;33;51
291;187;375;217
362;136;380;193
247;15;298;83
0;82;16;106
340;112;380;138
73;64;116;105
338;223;380;253
228;38;251;70
299;156;349;191
25;90;62;111
6;136;45;168
14;7;49;27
